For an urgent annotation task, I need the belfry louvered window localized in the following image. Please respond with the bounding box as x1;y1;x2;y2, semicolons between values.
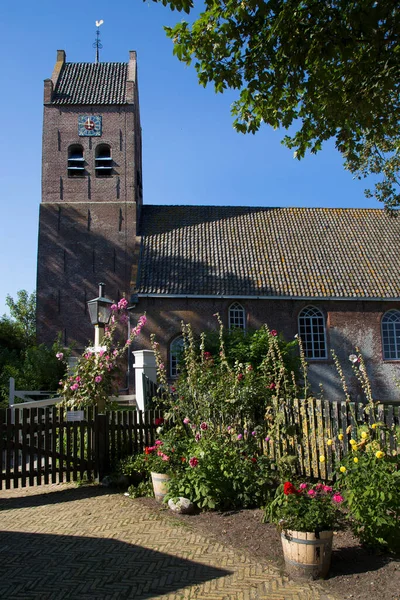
382;310;400;360
67;145;85;177
298;306;327;359
95;144;113;177
229;302;246;331
170;336;184;378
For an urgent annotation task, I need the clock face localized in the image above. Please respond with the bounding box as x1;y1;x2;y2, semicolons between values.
78;115;102;137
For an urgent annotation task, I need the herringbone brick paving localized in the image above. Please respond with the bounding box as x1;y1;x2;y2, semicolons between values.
0;484;338;599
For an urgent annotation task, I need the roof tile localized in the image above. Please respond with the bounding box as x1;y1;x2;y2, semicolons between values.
52;62;127;105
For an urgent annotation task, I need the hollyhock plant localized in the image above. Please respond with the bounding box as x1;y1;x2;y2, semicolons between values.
58;304;146;409
267;481;344;533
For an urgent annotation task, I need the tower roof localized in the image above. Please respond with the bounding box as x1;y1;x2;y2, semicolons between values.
52;62;128;105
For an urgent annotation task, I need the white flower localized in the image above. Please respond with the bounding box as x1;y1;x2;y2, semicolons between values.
349;354;358;363
156;426;163;434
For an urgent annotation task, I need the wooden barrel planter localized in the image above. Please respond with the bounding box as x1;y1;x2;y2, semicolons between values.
281;530;333;580
150;472;171;502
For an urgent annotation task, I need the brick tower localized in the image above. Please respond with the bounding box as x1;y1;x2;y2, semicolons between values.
36;50;142;348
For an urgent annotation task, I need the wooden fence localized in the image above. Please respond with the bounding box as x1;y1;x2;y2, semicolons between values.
265;398;400;481
0;407;162;490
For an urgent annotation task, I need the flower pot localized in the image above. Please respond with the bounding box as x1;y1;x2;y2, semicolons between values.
150;472;171;502
280;529;333;580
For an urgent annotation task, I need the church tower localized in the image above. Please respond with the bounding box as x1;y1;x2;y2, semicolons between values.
37;49;142;348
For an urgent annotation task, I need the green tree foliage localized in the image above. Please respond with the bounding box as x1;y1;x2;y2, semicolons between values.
0;291;66;407
150;0;400;209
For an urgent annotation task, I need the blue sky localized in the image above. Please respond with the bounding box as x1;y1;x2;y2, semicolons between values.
0;0;382;316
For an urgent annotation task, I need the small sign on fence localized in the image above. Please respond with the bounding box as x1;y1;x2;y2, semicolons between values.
66;411;85;422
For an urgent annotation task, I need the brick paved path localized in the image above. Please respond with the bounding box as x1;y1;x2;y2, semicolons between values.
0;484;338;600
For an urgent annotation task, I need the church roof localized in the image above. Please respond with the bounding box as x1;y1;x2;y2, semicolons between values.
136;205;400;299
52;62;128;105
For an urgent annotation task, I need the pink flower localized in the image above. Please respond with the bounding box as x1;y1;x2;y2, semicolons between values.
159;363;165;370
99;349;105;357
189;457;199;468
170;386;176;393
195;433;201;442
95;375;102;383
113;350;118;356
332;493;344;504
308;489;316;496
269;382;276;390
200;422;208;431
237;434;243;440
264;436;270;442
56;352;64;360
183;417;190;424
70;383;79;391
315;483;324;491
139;315;147;325
203;351;212;359
270;330;277;337
251;431;256;436
110;304;118;311
119;314;128;325
227;426;232;431
246;365;253;372
75;376;81;382
299;483;308;490
323;485;333;493
118;298;128;310
155;440;163;446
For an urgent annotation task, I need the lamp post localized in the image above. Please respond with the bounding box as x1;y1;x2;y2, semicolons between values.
87;283;113;348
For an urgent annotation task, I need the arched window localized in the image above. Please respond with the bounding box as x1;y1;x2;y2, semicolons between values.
67;144;85;177
298;306;327;359
95;144;113;177
382;310;400;360
229;302;246;331
170;336;184;378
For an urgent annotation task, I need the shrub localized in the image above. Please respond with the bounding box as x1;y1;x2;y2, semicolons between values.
337;425;400;552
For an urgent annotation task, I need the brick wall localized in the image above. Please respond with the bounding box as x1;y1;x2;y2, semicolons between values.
130;297;400;402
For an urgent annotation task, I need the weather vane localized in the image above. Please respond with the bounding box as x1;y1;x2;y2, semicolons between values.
93;20;104;63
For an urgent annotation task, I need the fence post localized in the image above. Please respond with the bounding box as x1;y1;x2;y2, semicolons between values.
132;350;157;411
96;413;109;482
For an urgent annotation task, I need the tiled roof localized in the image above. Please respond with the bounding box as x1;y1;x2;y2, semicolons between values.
136;206;400;299
52;62;128;105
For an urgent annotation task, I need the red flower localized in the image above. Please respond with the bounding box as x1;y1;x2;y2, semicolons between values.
283;482;299;495
270;330;277;337
154;417;164;426
237;373;244;381
251;457;257;463
269;382;276;390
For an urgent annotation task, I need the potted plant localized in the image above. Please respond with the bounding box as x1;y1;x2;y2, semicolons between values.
144;434;187;501
266;481;343;579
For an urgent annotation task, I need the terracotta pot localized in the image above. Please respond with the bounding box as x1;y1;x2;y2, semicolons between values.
281;529;333;580
150;472;171;502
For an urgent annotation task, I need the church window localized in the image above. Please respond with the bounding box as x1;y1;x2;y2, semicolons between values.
382;310;400;360
229;302;246;331
95;144;113;178
67;144;85;177
170;336;184;378
298;306;327;359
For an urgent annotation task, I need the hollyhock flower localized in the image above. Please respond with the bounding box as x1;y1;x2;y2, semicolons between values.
308;489;316;497
283;482;298;495
237;434;243;440
251;457;257;463
237;373;244;381
244;429;248;435
70;383;79;391
75;376;81;382
139;315;147;325
251;431;256;436
189;457;199;468
113;350;118;356
264;436;270;442
299;483;308;490
119;314;128;325
332;493;344;504
227;426;232;432
270;330;277;336
323;485;333;493
155;440;163;446
349;354;358;363
200;422;208;431
195;433;201;442
99;349;105;357
183;417;190;424
95;375;102;383
159;363;165;370
154;418;164;426
246;365;253;372
170;386;176;393
110;304;118;311
203;351;212;359
191;424;196;430
315;483;324;490
56;352;64;360
269;382;276;390
118;298;128;310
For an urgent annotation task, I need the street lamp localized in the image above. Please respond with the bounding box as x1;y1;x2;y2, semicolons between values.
87;283;113;347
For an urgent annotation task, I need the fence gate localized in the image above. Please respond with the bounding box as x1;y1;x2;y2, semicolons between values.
0;406;161;491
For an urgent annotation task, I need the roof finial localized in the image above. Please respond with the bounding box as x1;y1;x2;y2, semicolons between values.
93;20;104;63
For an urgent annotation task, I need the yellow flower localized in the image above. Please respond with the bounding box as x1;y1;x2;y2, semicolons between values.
319;455;325;463
354;457;359;463
349;439;357;446
338;434;344;441
327;439;333;446
371;423;378;430
361;432;368;439
375;451;384;459
340;466;346;473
